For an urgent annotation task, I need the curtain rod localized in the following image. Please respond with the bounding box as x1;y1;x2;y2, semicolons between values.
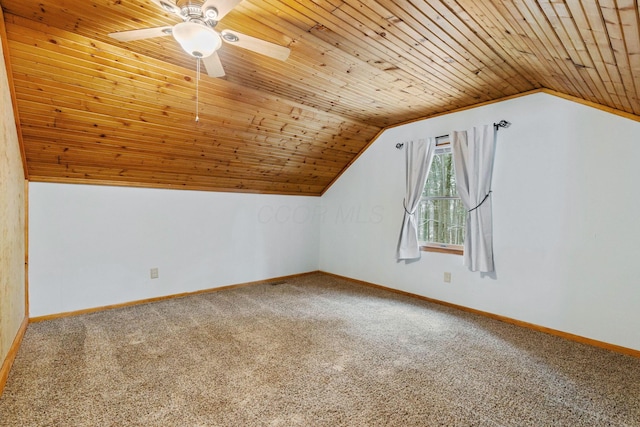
395;120;511;149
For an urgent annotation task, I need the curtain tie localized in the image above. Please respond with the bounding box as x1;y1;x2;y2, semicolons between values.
468;191;492;213
403;198;416;215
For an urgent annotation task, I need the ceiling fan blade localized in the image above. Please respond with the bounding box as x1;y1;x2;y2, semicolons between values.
108;26;173;42
148;0;181;15
202;52;225;77
221;30;290;61
201;0;243;21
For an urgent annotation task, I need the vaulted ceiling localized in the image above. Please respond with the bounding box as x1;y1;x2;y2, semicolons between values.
1;0;638;195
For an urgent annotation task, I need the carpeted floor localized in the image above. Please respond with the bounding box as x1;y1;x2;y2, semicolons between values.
1;273;639;426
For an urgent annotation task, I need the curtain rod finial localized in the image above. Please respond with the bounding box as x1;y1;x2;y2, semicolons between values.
494;120;511;130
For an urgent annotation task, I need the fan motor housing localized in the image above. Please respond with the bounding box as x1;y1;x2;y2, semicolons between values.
174;0;217;26
176;0;203;17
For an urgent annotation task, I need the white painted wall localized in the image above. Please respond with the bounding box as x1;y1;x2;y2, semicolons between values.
319;92;640;351
29;184;321;317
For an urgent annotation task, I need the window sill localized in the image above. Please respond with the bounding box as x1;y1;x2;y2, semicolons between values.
420;244;463;256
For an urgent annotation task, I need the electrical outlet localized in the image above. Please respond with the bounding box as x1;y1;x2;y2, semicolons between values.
150;268;159;279
444;272;451;283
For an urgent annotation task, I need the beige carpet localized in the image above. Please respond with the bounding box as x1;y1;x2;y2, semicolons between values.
1;273;639;426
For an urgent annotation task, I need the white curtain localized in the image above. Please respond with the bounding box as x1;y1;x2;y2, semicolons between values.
396;138;436;260
451;125;496;272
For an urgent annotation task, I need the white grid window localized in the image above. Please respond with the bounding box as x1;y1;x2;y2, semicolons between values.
417;144;465;250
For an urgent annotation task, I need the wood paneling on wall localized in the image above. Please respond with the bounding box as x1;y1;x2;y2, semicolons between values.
0;29;26;392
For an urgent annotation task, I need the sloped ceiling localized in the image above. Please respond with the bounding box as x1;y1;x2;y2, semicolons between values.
1;0;638;195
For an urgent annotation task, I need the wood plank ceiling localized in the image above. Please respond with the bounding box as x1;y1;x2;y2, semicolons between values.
1;0;639;195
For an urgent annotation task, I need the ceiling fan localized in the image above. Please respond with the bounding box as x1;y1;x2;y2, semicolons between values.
108;0;291;78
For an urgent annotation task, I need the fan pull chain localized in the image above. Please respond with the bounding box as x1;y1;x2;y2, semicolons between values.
195;58;200;122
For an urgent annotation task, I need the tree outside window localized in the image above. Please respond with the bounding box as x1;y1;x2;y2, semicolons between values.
417;145;465;251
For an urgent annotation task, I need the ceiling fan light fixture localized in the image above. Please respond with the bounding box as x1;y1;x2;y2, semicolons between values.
172;21;222;58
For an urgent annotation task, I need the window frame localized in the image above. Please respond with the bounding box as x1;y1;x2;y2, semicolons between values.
418;139;464;256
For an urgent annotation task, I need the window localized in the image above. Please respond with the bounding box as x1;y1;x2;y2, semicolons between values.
417;142;465;254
